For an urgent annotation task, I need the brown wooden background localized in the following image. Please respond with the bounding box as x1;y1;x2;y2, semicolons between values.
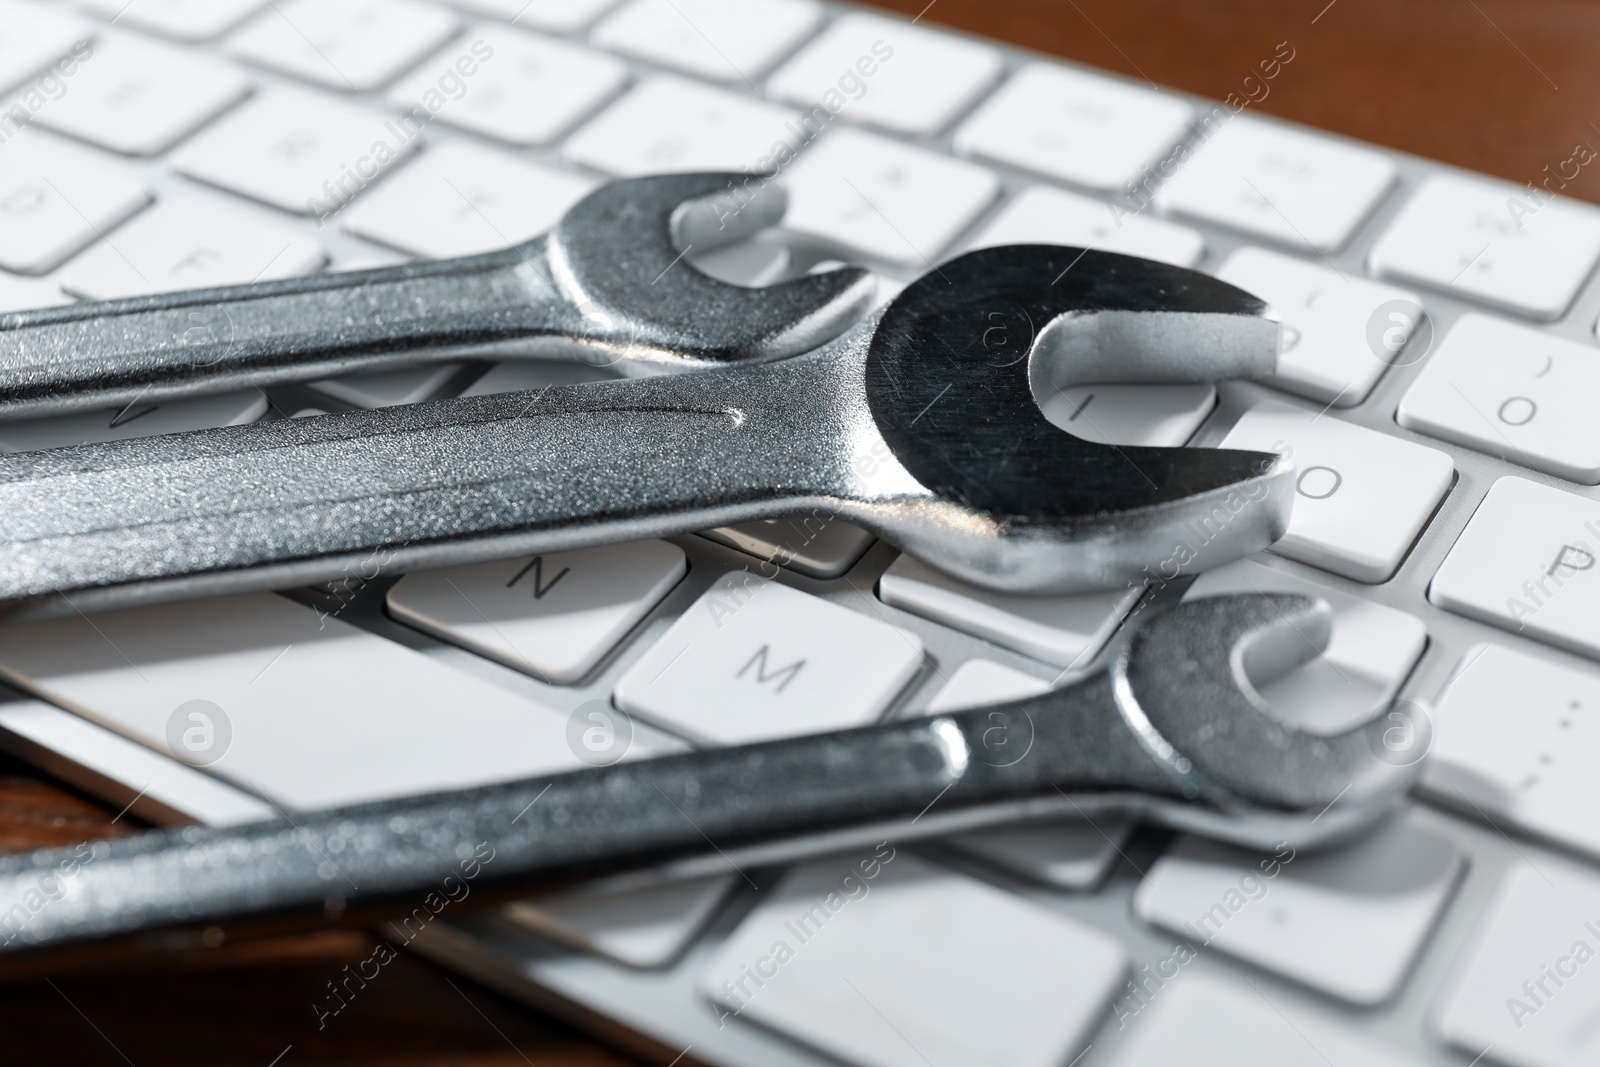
3;1;1595;1063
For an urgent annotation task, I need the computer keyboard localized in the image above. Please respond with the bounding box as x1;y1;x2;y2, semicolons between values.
0;1;1597;1064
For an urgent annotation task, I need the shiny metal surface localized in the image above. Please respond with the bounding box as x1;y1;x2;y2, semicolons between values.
0;173;876;420
0;593;1418;957
0;245;1291;614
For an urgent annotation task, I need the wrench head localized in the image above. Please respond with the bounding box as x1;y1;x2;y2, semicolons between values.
548;172;876;366
862;244;1295;593
1116;593;1423;843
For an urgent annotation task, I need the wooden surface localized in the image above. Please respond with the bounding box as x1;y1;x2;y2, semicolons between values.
1;1;1594;1063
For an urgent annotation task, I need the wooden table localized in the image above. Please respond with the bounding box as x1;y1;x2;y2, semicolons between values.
3;2;1593;1063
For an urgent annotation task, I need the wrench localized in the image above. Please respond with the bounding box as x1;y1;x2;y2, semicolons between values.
0;173;875;421
0;244;1292;615
0;593;1424;957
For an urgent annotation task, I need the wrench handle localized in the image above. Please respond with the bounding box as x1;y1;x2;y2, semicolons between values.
0;245;572;420
0;358;843;614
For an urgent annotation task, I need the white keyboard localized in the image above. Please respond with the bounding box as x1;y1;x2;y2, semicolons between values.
1;2;1599;1065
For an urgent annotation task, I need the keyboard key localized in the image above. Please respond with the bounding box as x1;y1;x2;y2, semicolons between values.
389;25;626;146
507;874;734;968
444;0;618;31
702;851;1126;1067
1436;863;1600;1066
968;185;1204;267
0;273;66;313
614;571;923;745
227;0;460;92
0;593;584;810
1038;382;1215;448
1135;819;1463;1005
1218;401;1454;582
172;89;419;216
781;128;999;267
767;12;1002;135
925;661;1134;890
343;141;593;258
1113;973;1420;1066
700;515;874;579
1430;477;1600;657
1425;643;1600;861
61;198;326;300
1185;560;1427;733
954;63;1193;191
0;0;89;95
459;360;621;396
387;540;687;685
564;74;800;176
1397;314;1600;483
308;364;463;408
880;553;1138;669
0;389;266;453
593;0;822;81
1154;117;1395;253
688;239;791;287
1370;173;1600;320
32;33;250;155
80;0;267;41
0;132;151;274
0;694;276;827
1214;246;1425;407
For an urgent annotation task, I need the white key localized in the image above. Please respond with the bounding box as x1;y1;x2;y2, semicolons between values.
593;0;822;81
1436;863;1600;1067
703;850;1124;1067
688;239;791;287
1154;117;1395;253
1215;246;1426;407
700;515;874;579
443;0;618;31
969;185;1204;268
0;591;588;809
31;33;249;155
389;25;625;146
0;132;150;274
1425;644;1600;860
1037;381;1215;448
459;360;620;396
172;89;420;217
1135;820;1463;1006
1397;314;1600;483
1429;477;1600;657
0;390;266;453
0;273;66;313
1370;173;1600;320
308;364;462;408
614;571;922;746
343;142;593;259
767;12;1001;135
61;198;325;301
1113;973;1421;1066
506;874;733;968
0;0;89;95
0;593;585;810
80;0;267;41
954;63;1193;191
880;552;1138;669
0;697;275;827
925;661;1134;890
565;75;800;177
227;0;459;92
387;541;687;685
781;128;999;267
1218;401;1454;582
1185;561;1427;733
